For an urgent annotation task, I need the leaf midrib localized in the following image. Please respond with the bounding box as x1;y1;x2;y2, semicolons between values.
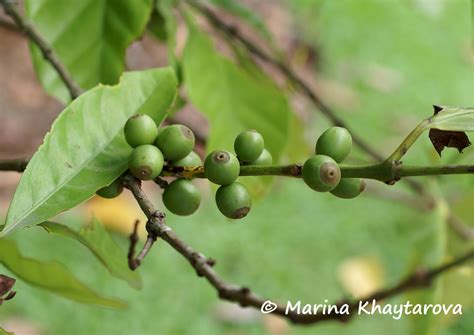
5;89;126;232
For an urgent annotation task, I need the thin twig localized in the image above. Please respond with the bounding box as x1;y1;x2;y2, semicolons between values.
0;158;28;172
1;0;469;242
127;220;158;270
123;172;474;324
5;155;472;241
187;0;382;161
0;0;82;100
447;213;474;241
154;176;169;189
0;16;17;32
6;158;474;183
186;0;427;196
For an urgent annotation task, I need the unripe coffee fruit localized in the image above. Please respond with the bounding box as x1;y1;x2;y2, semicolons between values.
162;179;201;216
315;126;352;162
234;130;264;162
124;114;158;147
215;182;252;219
96;179;123;199
204;150;240;185
302;155;341;192
155;124;195;161
129;145;164;180
171;151;202;167
248;148;272;165
330;178;366;199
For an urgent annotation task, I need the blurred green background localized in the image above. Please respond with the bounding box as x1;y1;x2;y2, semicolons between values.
1;0;474;334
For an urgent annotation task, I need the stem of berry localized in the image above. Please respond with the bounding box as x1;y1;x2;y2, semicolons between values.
387;120;429;162
160;161;474;184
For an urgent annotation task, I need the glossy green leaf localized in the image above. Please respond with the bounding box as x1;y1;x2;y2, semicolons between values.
2;68;177;236
40;219;142;289
428;106;474;132
0;239;125;308
182;25;291;163
25;0;153;103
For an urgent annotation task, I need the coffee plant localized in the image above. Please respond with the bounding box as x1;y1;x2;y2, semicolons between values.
0;0;473;334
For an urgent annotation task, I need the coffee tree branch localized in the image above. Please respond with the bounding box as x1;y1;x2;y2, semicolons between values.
186;0;430;196
123;172;474;325
3;155;472;240
127;220;159;270
2;154;473;242
0;0;425;197
4;158;474;183
0;0;472;330
162;162;474;183
187;0;383;162
0;0;465;246
0;0;82;100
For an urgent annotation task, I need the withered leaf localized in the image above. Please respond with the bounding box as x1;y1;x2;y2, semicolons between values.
0;274;16;305
0;274;15;296
428;128;471;156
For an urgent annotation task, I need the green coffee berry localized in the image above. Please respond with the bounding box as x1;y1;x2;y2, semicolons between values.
330;178;366;199
215;182;252;219
124;114;158;148
315;126;352;162
162;179;201;216
96;179;123;199
155;124;195;161
302;155;341;192
248;148;272;165
204;150;240;185
234;130;265;162
129;145;164;180
171;151;202;167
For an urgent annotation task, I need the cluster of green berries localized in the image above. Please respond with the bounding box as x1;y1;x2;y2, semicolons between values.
96;116;362;219
96;115;273;220
205;129;272;219
97;114;201;216
302;126;365;199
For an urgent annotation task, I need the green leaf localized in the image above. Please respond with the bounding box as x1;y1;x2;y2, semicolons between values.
0;239;125;308
403;184;448;335
25;0;153;103
0;327;13;335
208;0;274;44
40;219;142;289
2;68;177;236
148;9;167;41
428;106;474;132
182;25;291;165
156;0;180;79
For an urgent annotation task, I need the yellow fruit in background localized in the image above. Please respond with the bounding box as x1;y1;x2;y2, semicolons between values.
337;256;385;299
85;195;147;240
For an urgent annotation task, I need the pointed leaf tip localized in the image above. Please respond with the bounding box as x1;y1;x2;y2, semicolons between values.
3;68;177;236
